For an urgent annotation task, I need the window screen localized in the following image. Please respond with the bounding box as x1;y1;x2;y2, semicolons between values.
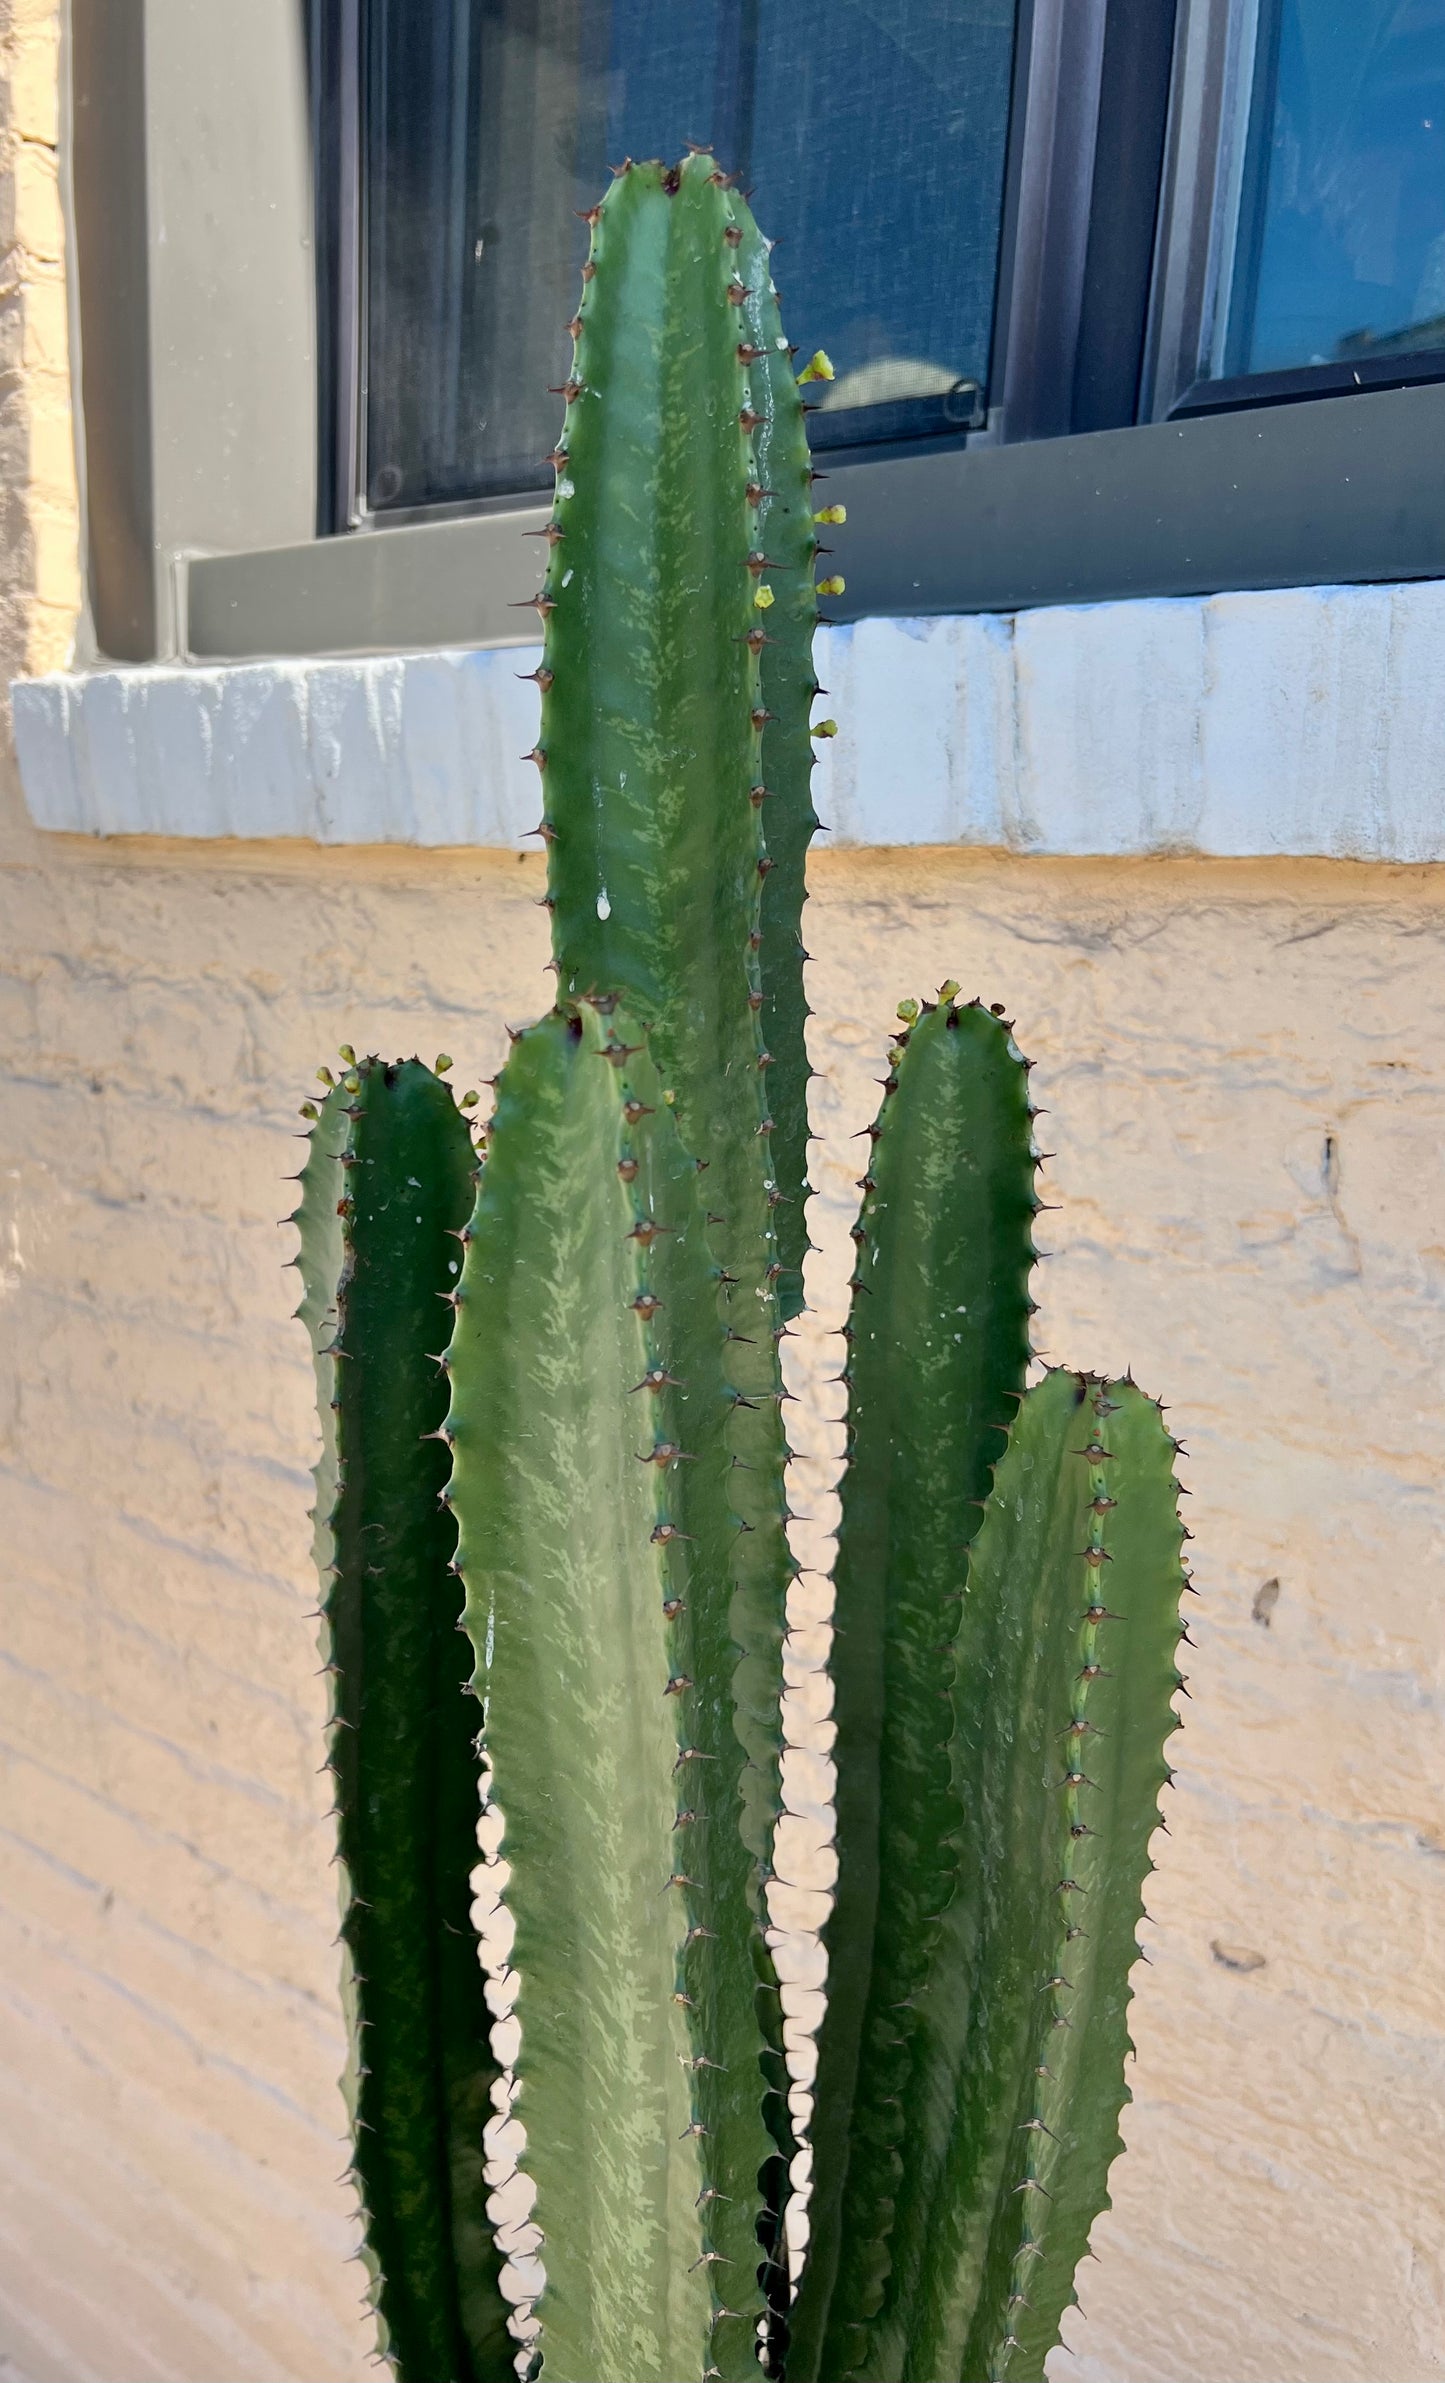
361;0;1019;514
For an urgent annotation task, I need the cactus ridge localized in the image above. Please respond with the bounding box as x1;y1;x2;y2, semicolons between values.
535;151;802;2340
447;1003;786;2383
735;205;820;1321
917;1368;1188;2383
790;996;1039;2383
292;1058;509;2383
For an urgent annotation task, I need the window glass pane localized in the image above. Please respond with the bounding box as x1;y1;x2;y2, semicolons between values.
1223;0;1445;376
362;0;1018;513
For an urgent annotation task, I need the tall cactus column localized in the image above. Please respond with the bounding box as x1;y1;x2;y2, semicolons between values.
523;151;825;2347
441;154;828;2379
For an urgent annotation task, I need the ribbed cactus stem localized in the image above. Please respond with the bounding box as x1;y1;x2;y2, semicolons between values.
293;1059;509;2383
791;996;1038;2383
926;1370;1188;2383
532;151;809;2340
446;1005;776;2383
735;208;820;1320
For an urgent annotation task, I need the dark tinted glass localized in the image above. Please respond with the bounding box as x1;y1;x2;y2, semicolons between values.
1223;0;1445;376
362;0;1019;512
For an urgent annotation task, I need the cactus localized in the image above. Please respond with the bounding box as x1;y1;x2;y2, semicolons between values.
922;1369;1187;2382
533;151;811;2354
788;997;1041;2383
293;154;1190;2383
292;1059;510;2382
447;1005;775;2383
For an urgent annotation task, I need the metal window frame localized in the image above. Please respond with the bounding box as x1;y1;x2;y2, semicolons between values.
65;0;1445;669
989;0;1110;445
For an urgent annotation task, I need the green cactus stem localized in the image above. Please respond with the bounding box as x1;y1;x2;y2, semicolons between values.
293;1059;510;2383
790;996;1039;2383
447;1004;780;2383
912;1368;1188;2382
533;151;808;2339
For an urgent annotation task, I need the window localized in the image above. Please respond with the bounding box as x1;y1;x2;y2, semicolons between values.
1232;1;1445;375
328;1;1017;523
1151;0;1445;415
324;0;1445;527
67;0;1445;665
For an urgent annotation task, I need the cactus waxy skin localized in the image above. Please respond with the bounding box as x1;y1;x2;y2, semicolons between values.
447;1005;774;2383
294;1061;509;2383
537;151;808;2339
918;1370;1188;2383
791;999;1038;2383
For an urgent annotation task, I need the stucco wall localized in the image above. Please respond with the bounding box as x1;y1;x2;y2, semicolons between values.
1;8;1443;2382
3;813;1443;2383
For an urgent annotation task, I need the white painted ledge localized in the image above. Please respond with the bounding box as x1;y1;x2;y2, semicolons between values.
14;579;1445;859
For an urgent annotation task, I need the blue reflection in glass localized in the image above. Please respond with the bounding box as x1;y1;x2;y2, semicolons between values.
1227;0;1445;374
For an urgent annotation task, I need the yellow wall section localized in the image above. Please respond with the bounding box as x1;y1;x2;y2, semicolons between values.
0;7;1442;2378
1;822;1442;2383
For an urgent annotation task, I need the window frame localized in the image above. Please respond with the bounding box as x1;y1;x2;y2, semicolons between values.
67;0;1445;668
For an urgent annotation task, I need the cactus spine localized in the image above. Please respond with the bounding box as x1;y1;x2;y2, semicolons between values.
295;153;1190;2383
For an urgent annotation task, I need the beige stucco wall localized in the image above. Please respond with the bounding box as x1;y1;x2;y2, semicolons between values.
1;8;1443;2381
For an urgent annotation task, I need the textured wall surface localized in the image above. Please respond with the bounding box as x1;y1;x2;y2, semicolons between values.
1;811;1443;2383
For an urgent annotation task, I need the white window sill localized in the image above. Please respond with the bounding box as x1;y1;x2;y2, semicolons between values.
13;580;1445;860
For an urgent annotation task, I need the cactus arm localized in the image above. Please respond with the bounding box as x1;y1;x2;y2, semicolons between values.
920;1372;1187;2383
293;1060;510;2383
736;213;819;1322
790;998;1037;2383
539;153;797;2331
448;1004;783;2383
